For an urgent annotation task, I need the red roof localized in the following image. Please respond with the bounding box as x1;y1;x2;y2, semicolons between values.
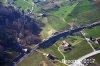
97;38;100;42
61;40;69;47
96;37;100;44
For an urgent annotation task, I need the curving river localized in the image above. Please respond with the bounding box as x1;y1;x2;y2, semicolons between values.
38;22;100;48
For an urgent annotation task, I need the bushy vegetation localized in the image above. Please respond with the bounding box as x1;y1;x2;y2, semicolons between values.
0;4;42;66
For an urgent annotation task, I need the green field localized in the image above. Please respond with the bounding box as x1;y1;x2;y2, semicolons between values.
40;44;64;60
40;0;100;39
91;42;100;50
17;38;100;66
40;16;70;39
17;52;47;66
70;0;93;17
83;26;100;38
66;36;84;45
64;40;93;60
49;1;78;21
49;2;78;17
40;1;78;38
47;15;70;31
0;0;7;3
83;25;100;50
13;0;40;12
68;0;100;25
17;51;66;66
14;0;32;10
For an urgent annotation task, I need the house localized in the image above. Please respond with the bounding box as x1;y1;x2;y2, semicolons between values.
22;47;31;53
61;40;70;47
89;37;95;41
43;53;56;60
47;54;56;60
95;37;100;44
22;48;28;53
37;13;46;17
61;40;72;51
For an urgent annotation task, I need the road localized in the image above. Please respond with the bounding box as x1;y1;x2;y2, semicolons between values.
79;50;100;61
58;45;66;64
69;50;100;66
81;31;95;51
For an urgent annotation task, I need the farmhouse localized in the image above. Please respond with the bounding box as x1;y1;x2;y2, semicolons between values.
61;40;72;51
47;54;56;60
95;37;100;44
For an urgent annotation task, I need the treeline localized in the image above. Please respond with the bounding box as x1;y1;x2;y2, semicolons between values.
0;3;42;46
0;3;42;66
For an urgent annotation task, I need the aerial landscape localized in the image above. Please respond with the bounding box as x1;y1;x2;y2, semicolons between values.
0;0;100;66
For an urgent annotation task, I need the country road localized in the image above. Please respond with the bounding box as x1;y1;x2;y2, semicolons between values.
81;31;95;51
69;50;100;66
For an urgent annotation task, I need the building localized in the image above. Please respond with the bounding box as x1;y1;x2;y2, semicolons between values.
61;40;72;51
43;53;56;60
61;40;70;47
22;47;31;53
22;48;28;53
95;37;100;44
47;54;56;60
89;37;95;41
